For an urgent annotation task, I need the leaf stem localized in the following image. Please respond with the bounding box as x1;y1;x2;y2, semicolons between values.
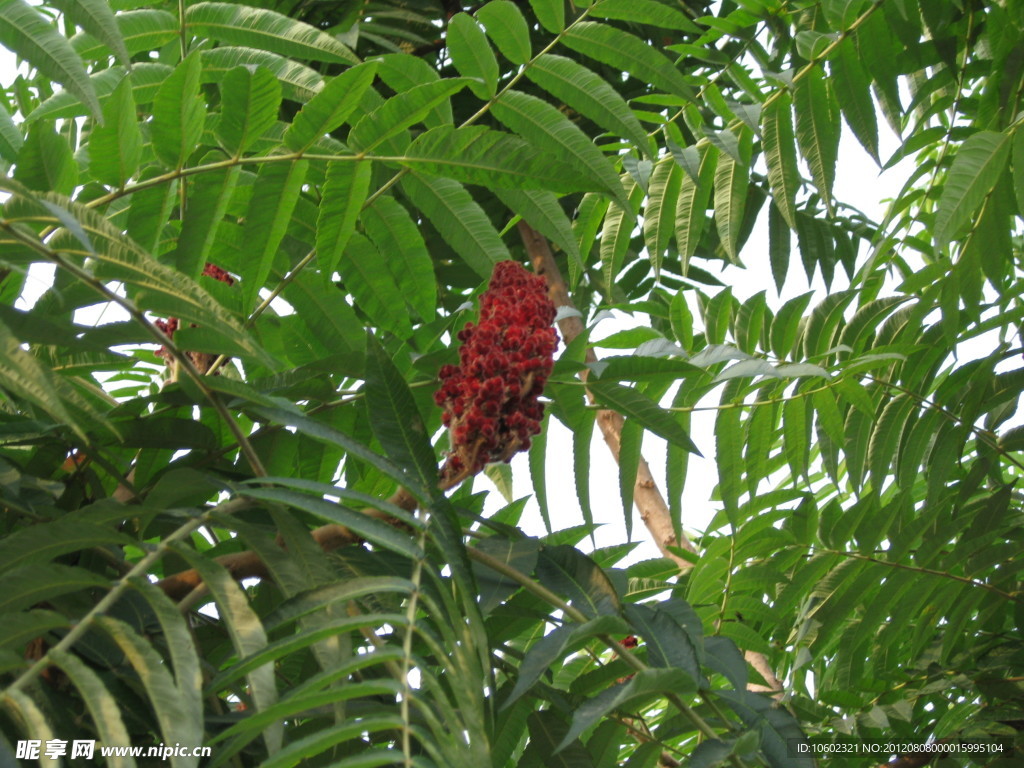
865;375;1024;473
822;548;1022;604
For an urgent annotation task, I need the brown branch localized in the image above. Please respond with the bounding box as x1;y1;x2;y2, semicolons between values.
517;222;784;694
519;222;695;558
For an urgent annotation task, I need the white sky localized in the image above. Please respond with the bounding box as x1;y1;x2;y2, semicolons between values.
0;39;915;560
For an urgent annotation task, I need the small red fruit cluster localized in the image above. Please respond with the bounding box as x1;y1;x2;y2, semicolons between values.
155;263;234;364
435;261;558;481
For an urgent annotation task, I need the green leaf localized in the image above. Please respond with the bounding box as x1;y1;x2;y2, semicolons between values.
26;63;170;124
769;291;813;359
127;578;203;737
589;380;700;454
403;125;598;193
186;1;358;65
573;192;608;276
216;65;281;156
539;547;623;619
151;51;205;169
213;682;403;757
0;609;68;650
258;718;405;768
1013;128;1024;219
53;0;131;64
49;650;138;768
0;519;130;574
89;76;142;187
282;273;366;372
0;0;101;119
491;89;626;205
529;0;564;32
843;404;871;491
675;144;717;272
934;130;1013;249
624;603;701;680
117;416;218;449
200;46;323;103
831;38;879;163
559;668;697;750
715;404;743;517
0;563;108;613
70;9;176;60
0;318;84;438
172;545;282;754
590;0;701;32
348;79;471;153
529;411;552;532
340;233;411;337
618;418;642;530
317;159;372;281
643;156;683;276
768;202;791;293
494;188;582;273
125;172;177;254
363;196;436;320
600;190;639;297
570;406;596;525
447;13;498;98
401;172;509;278
375;54;451;127
867;393;915;489
714;129;752;262
761;92;800;229
175;165;241;278
801;290;856;358
5;181;265;366
476;0;531;65
1;692;61;759
526;54;651;155
0;101;22;163
365;334;438;488
241;487;422;559
14;122;78;195
283;61;379;152
812;388;845;446
783;395;810;479
242;159;309;310
521;711;595;766
483;462;514;503
562;22;695;102
93;616;200;767
509;615;630;705
793;65;839;215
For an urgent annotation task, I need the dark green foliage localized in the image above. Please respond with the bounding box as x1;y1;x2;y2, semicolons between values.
0;1;1021;767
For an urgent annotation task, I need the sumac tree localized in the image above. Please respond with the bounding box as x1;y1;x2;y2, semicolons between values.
0;1;1020;767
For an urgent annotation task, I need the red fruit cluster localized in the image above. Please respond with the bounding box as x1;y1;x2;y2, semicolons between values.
435;261;558;481
201;262;235;286
155;263;233;361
